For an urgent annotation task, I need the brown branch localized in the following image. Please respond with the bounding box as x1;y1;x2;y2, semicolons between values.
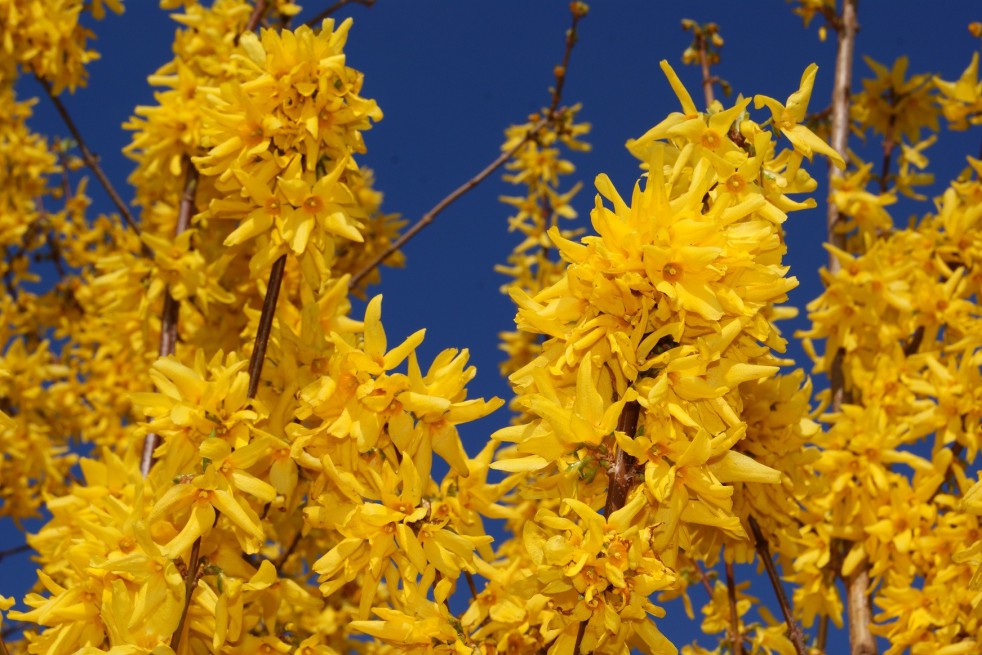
878;112;896;195
748;516;806;655
603;401;641;518
245;0;268;33
902;326;924;356
347;119;545;289
304;0;376;27
274;527;303;569
0;631;9;655
571;619;588;655
464;571;479;601
725;559;744;655
825;0;859;274
817;614;829;653
547;3;587;119
349;3;585;290
247;254;287;400
169;537;202;652
37;78;142;241
0;621;27;640
0;543;30;561
570;400;642;655
141;165;198;478
693;560;715;598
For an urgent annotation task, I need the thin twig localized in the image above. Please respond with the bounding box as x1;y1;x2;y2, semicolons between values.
693;560;715;598
0;543;30;562
349;2;585;290
0;621;27;640
247;254;287;400
748;516;806;655
170;537;202;652
347;119;545;289
725;559;744;655
304;0;376;27
464;571;479;601
825;0;859;274
141;166;198;478
878;110;896;195
698;34;715;108
37;78;142;239
547;3;587;119
0;631;9;655
817;614;829;653
274;527;303;569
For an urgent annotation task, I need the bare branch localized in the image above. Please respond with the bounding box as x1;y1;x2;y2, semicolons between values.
169;537;202;652
547;3;587;119
141;166;198;478
0;543;30;562
726;559;744;655
748;517;806;655
37;78;143;242
350;2;585;290
825;0;859;274
304;0;376;28
348;117;546;290
846;565;877;655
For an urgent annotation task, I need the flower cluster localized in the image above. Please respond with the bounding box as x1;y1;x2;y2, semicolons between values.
479;61;840;653
0;0;122;93
496;105;590;406
790;36;982;652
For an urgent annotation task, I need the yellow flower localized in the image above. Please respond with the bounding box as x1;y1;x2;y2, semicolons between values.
935;52;982;130
754;63;846;168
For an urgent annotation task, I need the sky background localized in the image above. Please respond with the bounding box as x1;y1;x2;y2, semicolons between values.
3;1;982;652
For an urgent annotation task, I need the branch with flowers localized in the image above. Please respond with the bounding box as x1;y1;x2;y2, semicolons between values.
1;2;982;655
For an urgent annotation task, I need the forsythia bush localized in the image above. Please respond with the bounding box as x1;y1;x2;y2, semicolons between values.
1;1;981;655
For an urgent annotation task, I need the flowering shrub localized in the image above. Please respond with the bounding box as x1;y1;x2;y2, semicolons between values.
1;2;981;655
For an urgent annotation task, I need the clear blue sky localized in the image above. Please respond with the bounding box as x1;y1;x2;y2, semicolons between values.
3;1;981;651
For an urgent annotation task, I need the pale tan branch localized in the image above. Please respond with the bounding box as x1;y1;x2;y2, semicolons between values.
141;165;198;478
726;559;744;655
846;564;877;655
825;0;859;274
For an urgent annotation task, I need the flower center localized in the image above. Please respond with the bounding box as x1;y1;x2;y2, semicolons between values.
700;130;721;150
662;262;683;282
725;173;746;194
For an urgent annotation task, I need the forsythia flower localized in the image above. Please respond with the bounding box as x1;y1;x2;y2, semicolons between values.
481;60;840;654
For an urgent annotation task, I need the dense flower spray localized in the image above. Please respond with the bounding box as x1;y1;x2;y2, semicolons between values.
3;2;982;655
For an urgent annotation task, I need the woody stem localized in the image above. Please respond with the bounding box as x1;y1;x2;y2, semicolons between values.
748;516;806;655
247;254;287;400
141;164;198;478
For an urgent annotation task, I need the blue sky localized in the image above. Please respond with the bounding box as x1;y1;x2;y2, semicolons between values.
4;1;982;651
